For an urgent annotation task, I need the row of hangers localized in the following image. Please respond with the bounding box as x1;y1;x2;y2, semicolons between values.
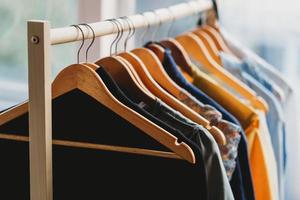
0;5;268;165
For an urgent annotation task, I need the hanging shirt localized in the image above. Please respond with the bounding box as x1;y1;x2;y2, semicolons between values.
221;29;292;101
220;52;285;199
221;30;300;200
161;48;255;200
148;100;235;200
97;67;234;200
162;49;241;180
189;63;277;200
237;57;284;102
174;44;279;200
0;89;209;199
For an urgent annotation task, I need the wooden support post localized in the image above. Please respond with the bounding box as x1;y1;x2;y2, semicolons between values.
27;20;52;200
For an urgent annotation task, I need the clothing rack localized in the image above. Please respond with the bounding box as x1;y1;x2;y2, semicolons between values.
27;1;213;200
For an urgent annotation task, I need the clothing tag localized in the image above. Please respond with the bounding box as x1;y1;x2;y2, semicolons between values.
138;101;147;109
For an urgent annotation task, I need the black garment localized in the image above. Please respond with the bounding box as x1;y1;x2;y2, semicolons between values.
0;89;206;199
147;101;234;200
96;67;208;199
158;46;255;200
97;67;233;200
97;67;204;150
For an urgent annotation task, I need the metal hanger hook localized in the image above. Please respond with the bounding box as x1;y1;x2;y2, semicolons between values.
120;16;134;51
70;24;85;64
113;18;125;54
127;17;136;43
151;10;162;41
139;13;150;45
126;17;136;50
106;19;120;56
167;8;175;37
78;23;95;63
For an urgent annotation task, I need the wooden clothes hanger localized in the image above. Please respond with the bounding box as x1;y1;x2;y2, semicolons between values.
185;63;260;129
118;50;225;144
175;33;269;112
92;18;158;107
0;63;195;164
110;17;226;144
0;24;196;163
156;36;255;127
98;18;225;144
95;56;156;106
131;47;226;145
160;20;259;128
199;25;285;102
119;51;227;145
117;56;154;95
156;9;194;78
191;30;222;65
195;25;233;55
159;39;194;82
147;41;229;145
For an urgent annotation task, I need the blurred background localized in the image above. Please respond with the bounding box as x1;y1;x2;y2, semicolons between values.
0;1;299;197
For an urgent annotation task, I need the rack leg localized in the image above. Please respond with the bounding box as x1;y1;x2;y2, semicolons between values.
27;20;52;200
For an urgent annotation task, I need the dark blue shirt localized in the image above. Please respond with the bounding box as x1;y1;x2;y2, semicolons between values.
160;47;255;200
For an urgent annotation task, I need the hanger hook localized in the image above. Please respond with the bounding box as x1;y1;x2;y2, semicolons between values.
106;19;120;56
186;2;204;25
127;17;136;41
120;16;133;52
167;8;175;38
70;24;85;64
113;18;125;54
126;17;136;50
151;10;162;41
78;23;95;63
139;13;150;45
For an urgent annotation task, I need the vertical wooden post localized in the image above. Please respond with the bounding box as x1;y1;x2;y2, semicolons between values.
27;20;52;200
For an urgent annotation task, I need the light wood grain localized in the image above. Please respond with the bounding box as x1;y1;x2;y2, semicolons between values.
0;133;182;160
28;20;52;200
